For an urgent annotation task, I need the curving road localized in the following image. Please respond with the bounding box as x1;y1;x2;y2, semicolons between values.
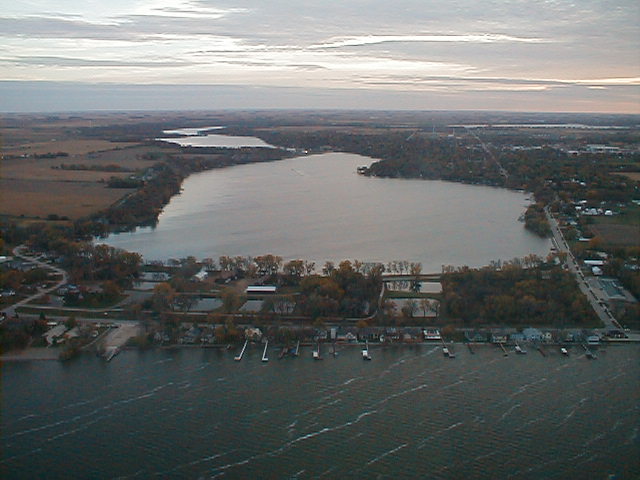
1;245;68;319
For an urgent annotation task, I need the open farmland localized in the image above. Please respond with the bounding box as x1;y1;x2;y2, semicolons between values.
0;178;134;220
612;171;640;182
3;139;136;157
0;114;182;220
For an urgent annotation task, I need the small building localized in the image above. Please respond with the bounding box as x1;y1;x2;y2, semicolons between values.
423;328;441;341
584;260;605;267
193;269;208;282
44;324;68;345
245;285;277;294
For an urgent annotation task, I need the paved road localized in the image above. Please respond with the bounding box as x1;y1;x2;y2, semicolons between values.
544;208;619;331
1;245;68;319
465;127;509;180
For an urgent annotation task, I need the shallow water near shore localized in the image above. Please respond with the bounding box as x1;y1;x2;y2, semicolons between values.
2;344;638;478
101;152;549;270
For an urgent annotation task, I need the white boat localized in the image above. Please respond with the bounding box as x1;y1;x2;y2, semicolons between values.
442;346;450;357
560;347;568;356
362;341;372;360
261;340;269;362
313;343;323;360
515;345;527;354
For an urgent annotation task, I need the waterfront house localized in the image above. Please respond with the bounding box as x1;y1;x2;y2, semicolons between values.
491;330;509;344
402;327;421;343
522;328;544;342
423;328;442;341
384;327;400;342
358;327;380;342
509;332;526;343
464;330;488;343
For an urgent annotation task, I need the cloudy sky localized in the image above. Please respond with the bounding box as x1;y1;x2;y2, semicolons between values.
1;0;638;112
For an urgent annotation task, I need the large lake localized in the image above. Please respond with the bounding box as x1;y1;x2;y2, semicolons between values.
2;345;638;478
101;152;550;270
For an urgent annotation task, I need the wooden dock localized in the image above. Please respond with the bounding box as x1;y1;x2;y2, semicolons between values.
103;346;119;362
582;343;597;359
235;339;248;361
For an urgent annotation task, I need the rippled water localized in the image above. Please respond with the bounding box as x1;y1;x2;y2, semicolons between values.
101;153;549;270
2;345;638;479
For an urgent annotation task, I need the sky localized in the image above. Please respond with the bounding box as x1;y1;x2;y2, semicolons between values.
1;0;639;113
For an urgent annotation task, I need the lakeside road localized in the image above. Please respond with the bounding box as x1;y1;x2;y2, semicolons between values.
1;245;68;320
545;208;619;331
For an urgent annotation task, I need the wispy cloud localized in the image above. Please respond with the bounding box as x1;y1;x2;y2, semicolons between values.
3;55;197;68
0;0;637;112
310;34;549;49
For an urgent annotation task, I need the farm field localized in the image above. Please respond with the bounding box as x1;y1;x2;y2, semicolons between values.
0;114;178;220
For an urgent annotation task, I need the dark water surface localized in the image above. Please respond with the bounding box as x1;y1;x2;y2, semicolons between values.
2;345;638;479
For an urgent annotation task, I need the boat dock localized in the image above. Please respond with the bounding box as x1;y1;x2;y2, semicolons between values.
498;343;508;356
235;339;248;361
441;339;455;358
536;345;547;357
466;343;475;354
103;346;119;362
582;343;597;359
